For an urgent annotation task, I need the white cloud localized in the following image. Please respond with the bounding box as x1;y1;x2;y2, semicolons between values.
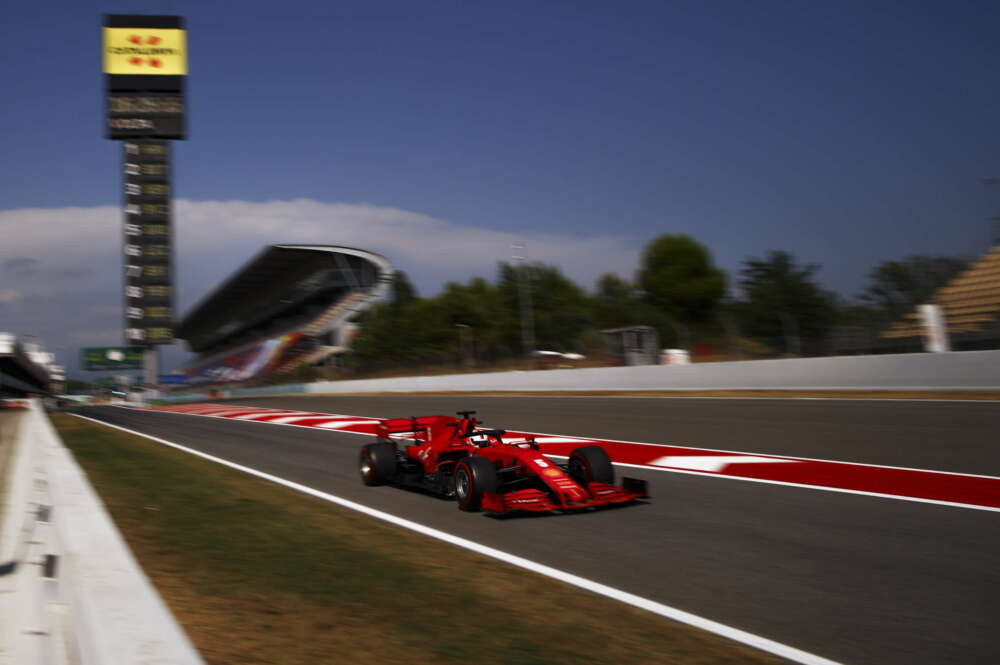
0;199;639;375
173;199;638;294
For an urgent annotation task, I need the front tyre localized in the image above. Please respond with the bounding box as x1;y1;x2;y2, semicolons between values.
568;446;614;487
454;457;498;511
359;441;397;486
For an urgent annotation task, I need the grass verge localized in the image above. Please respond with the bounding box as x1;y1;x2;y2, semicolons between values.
50;413;784;665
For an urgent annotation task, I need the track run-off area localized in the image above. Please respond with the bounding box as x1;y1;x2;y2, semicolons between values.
75;396;1000;665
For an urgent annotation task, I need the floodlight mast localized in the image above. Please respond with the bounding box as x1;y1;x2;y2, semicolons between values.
511;243;536;360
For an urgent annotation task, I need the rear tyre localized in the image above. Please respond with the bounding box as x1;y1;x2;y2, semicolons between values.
454;457;498;511
568;446;614;486
359;441;397;486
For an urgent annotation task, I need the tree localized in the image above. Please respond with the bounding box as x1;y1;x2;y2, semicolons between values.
389;270;418;308
497;262;594;352
437;278;511;361
592;273;636;328
860;255;969;323
736;251;836;355
636;234;726;325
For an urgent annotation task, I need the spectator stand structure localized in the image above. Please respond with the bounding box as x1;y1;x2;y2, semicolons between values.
882;244;1000;351
176;245;392;387
0;334;64;397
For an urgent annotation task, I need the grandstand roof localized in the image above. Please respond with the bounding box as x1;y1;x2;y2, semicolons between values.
882;244;1000;339
0;333;55;395
177;245;392;353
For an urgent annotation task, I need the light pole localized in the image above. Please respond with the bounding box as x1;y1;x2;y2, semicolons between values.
455;323;471;368
511;243;535;360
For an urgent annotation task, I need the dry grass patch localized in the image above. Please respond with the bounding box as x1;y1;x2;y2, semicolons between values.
52;413;783;665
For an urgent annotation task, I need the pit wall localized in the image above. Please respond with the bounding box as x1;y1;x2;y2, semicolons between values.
158;350;1000;403
0;402;204;665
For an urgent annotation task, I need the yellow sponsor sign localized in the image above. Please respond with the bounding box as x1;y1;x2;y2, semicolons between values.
103;27;187;75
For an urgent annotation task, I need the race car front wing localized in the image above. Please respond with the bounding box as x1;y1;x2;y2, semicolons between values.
481;477;648;513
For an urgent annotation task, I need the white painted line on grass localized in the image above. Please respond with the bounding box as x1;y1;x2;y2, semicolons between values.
71;413;843;665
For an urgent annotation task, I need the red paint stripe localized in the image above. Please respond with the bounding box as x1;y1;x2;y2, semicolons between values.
146;404;1000;509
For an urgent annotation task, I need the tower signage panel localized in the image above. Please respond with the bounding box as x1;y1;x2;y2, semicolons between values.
104;14;186;351
123;140;174;345
103;14;186;140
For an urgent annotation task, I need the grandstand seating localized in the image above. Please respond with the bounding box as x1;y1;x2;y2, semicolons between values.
271;345;342;375
882;245;1000;340
302;291;366;336
177;245;392;386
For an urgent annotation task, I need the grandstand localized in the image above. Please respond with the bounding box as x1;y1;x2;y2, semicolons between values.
881;244;1000;349
176;245;392;386
0;333;65;396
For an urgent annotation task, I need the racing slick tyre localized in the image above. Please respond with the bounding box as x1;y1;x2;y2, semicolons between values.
568;446;614;487
359;441;397;486
454;456;498;512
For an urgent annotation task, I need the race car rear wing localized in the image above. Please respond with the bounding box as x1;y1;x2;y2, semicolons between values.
376;415;465;444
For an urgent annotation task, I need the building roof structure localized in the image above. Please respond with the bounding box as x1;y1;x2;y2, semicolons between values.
0;333;62;395
177;245;392;354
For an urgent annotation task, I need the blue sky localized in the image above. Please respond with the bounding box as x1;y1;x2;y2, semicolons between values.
2;0;1000;374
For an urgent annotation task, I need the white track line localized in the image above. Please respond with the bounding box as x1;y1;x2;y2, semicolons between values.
117;405;1000;512
71;414;843;665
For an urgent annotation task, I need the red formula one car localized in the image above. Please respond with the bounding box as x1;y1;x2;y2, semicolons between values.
358;411;647;513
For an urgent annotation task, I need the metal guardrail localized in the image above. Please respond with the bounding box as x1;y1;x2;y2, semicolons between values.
0;402;204;665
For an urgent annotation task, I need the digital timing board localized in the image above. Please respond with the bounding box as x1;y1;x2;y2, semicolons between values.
103;14;186;140
104;14;186;347
123;140;174;345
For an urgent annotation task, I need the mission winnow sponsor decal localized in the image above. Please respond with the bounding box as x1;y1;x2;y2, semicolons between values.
142;403;1000;510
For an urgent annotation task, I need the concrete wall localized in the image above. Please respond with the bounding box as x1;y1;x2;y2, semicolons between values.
154;350;1000;404
298;350;1000;394
0;403;204;665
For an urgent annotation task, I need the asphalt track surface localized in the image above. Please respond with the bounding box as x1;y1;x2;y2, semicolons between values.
77;397;1000;665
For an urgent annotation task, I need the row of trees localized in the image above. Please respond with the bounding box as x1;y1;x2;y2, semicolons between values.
347;234;969;371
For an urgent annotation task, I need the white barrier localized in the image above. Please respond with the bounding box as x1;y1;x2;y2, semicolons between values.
300;349;1000;395
152;350;1000;404
0;402;204;665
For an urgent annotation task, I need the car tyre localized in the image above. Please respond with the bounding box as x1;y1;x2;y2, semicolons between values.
359;441;397;486
568;446;614;486
454;456;497;511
